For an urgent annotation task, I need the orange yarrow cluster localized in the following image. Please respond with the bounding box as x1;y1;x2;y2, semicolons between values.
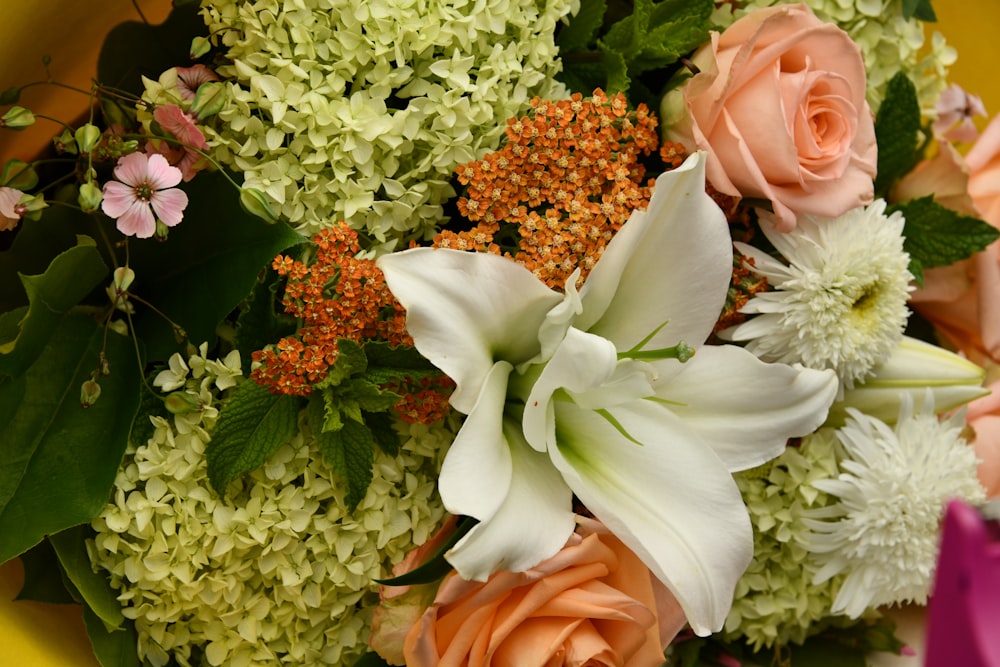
252;224;411;396
435;89;660;290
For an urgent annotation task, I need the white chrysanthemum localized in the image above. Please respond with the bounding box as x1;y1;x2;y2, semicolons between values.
803;392;985;618
90;347;456;667
722;0;954;117
725;200;913;389
195;0;576;248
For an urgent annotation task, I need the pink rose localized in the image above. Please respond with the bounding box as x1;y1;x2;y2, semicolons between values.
967;376;1000;499
665;3;876;231
402;517;686;667
909;113;1000;366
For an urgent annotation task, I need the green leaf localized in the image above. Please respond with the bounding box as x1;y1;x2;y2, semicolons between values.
82;605;141;667
0;86;20;105
352;653;392;667
129;376;169;449
127;171;305;364
313;338;368;390
874;72;922;196
790;637;867;667
15;540;76;604
233;268;297;375
0;316;141;563
902;0;936;21
596;44;630;94
308;396;374;510
893;196;1000;284
49;525;124;632
366;411;401;457
374;517;476;587
205;380;302;496
556;0;608;51
0;237;108;378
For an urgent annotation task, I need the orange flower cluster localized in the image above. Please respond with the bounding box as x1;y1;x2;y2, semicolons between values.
252;224;411;395
434;90;660;290
385;375;457;425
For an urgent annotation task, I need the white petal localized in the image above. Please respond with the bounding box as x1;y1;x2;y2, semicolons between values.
438;361;514;522
445;418;575;581
548;399;753;636
578;152;732;352
652;346;838;471
377;248;562;413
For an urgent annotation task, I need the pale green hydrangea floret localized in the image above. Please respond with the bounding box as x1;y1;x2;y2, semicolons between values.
724;431;846;650
89;347;455;667
804;392;985;619
197;0;577;249
719;0;954;117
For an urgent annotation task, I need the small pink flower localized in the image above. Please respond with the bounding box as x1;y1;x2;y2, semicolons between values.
0;186;22;231
933;84;987;143
101;152;188;238
149;104;209;182
176;65;220;101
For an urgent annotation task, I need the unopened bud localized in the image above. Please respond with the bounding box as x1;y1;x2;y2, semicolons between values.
108;319;129;337
78;181;103;212
164;391;202;414
154;219;170;241
190;81;227;120
1;106;35;129
190;36;212;59
18;193;47;221
74;124;102;154
0;87;20;105
52;128;78;155
80;378;102;408
239;187;279;223
1;159;38;189
112;265;136;294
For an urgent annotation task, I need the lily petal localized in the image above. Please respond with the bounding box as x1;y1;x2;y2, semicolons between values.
578;152;732;353
548;399;753;636
438;361;514;522
446;418;575;581
377;248;562;413
653;346;839;471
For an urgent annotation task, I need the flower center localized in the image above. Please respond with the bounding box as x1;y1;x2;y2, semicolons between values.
134;182;154;202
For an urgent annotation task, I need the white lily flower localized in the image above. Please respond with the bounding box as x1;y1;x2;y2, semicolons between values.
376;153;839;635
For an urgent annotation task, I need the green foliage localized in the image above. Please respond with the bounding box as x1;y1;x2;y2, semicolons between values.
902;0;936;21
557;0;712;105
874;72;923;196
0;316;140;563
374;517;476;587
0;237;107;378
308;395;375;511
15;540;76;604
352;653;392;667
49;524;125;632
204;379;302;496
233;268;297;375
82;606;141;667
893;196;1000;284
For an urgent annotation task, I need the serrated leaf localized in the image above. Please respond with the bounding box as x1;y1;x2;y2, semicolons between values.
596;44;630;94
366;411;401;457
351;378;403;414
0;316;140;563
313;338;368;389
50;524;124;632
600;0;651;57
874;72;922;195
895;196;1000;284
127;171;305;364
0;237;108;378
15;540;76;604
902;0;936;21
310;396;374;510
205;380;301;496
556;0;607;51
83;605;141;667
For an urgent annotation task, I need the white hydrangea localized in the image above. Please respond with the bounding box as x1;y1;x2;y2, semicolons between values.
197;0;577;249
720;0;954;117
89;347;457;667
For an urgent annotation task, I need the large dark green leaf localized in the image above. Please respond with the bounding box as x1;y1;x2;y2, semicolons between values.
15;540;76;604
0;315;141;563
83;606;141;667
50;524;125;632
127;171;305;363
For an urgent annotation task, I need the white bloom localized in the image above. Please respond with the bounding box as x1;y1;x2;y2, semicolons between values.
377;153;838;635
804;391;985;618
726;201;913;390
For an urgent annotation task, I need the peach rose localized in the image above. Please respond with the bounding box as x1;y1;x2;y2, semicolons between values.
909;114;1000;366
664;3;876;231
402;517;687;667
967;374;1000;499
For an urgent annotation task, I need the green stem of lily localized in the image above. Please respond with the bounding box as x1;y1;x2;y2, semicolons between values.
620;340;694;362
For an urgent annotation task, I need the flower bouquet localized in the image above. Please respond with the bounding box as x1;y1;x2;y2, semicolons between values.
2;0;999;665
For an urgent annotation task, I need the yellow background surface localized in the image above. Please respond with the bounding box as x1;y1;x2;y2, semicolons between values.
0;2;998;665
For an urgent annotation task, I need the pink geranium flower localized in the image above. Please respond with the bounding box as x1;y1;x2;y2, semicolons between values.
149;104;209;182
0;186;22;231
101;152;188;238
175;64;220;101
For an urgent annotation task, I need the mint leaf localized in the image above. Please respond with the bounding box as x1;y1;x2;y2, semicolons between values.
366;411;401;457
874;72;922;196
308;396;374;510
205;380;301;496
556;0;607;51
893;196;1000;284
902;0;936;21
313;338;368;390
0;316;140;563
0;236;108;378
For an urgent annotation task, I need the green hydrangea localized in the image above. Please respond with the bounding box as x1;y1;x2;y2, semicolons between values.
717;0;954;117
723;431;847;651
197;0;577;249
88;347;457;667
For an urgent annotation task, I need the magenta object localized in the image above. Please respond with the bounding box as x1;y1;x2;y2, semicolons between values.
925;499;1000;666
